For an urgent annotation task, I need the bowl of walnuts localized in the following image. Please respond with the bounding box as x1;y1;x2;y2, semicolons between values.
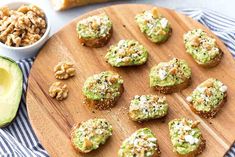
0;1;50;60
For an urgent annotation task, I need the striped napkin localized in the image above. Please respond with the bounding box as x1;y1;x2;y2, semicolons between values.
0;9;235;157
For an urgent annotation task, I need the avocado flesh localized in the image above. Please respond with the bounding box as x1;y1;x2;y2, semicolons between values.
0;57;23;127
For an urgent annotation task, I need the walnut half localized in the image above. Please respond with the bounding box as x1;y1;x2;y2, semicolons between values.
49;82;69;101
54;61;76;80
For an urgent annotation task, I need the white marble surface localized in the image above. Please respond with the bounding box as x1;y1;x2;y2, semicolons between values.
1;0;235;35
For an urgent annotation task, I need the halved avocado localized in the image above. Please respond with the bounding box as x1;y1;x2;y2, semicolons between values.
0;56;23;127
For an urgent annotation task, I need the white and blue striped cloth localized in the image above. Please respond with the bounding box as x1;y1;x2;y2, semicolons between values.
0;8;235;157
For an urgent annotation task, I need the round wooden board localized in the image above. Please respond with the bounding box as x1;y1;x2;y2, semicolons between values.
26;4;235;157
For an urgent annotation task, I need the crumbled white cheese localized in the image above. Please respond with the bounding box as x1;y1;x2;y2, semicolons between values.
146;152;152;156
184;135;198;145
134;95;140;99
197;87;206;93
174;122;184;130
160;18;168;29
118;48;125;54
133;139;139;146
191;130;196;135
140;95;147;102
148;137;157;142
144;11;154;21
200;94;209;102
186;96;193;102
158;69;167;80
132;53;139;57
148;142;156;148
183;126;192;131
118;40;126;46
219;85;227;93
116;58;123;63
95;129;103;135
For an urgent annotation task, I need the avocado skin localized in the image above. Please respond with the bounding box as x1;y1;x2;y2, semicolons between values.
0;56;23;128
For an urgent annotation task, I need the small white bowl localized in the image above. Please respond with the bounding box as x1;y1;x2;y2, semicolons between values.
0;1;50;61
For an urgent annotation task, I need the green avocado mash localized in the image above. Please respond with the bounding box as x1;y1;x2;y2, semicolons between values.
82;71;123;101
77;13;112;39
184;29;220;64
169;118;202;155
105;39;148;67
129;95;168;121
135;7;171;43
118;128;159;157
186;78;227;112
149;58;191;87
71;118;112;152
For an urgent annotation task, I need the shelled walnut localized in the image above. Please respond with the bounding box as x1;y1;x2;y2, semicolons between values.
49;82;68;101
0;5;46;47
54;61;76;80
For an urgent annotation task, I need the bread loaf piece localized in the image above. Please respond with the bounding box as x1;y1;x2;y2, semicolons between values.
51;0;109;10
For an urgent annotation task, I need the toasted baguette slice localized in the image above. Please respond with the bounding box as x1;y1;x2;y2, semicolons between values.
177;137;206;157
153;77;191;94
51;0;109;11
189;95;227;118
79;28;112;48
135;7;172;44
184;29;223;68
84;84;124;110
187;78;227;118
169;118;206;157
77;13;112;48
143;27;172;44
70;118;112;153
128;95;168;122
82;71;124;110
105;39;149;67
118;128;161;157
196;50;223;68
150;58;192;94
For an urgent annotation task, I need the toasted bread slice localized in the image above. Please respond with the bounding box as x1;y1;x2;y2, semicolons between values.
76;13;112;48
128;95;168;122
169;118;206;157
70;118;112;153
82;71;124;110
118;128;161;157
186;78;227;118
143;27;172;44
135;7;172;44
177;136;206;157
153;77;191;94
150;58;192;94
184;29;223;68
79;28;112;48
84;84;124;110
105;39;149;67
189;95;226;118
196;50;223;68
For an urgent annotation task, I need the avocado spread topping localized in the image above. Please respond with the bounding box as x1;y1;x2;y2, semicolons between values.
105;39;148;67
184;29;220;64
186;78;227;112
150;58;191;87
77;13;112;39
129;95;168;121
82;71;123;101
71;118;112;152
169;118;202;155
118;128;158;157
135;7;171;43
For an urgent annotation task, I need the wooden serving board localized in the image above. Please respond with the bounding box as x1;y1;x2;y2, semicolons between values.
26;4;235;157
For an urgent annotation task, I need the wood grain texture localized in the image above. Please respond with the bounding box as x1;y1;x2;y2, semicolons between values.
26;4;235;157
